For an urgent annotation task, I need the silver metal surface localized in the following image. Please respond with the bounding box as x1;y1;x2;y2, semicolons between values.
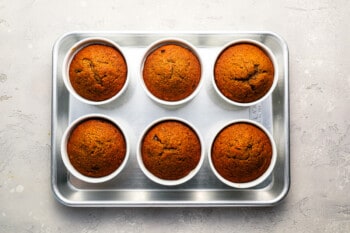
51;31;290;207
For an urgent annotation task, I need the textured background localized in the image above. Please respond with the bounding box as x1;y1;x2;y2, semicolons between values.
0;0;349;232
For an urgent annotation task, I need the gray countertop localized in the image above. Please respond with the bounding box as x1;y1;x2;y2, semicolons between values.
0;0;349;232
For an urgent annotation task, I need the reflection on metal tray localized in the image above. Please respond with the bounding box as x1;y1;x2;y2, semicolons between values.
51;32;289;207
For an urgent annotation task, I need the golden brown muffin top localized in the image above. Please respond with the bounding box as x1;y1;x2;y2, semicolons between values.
211;123;272;183
141;120;201;180
214;43;274;103
67;118;126;178
143;44;201;101
69;44;127;101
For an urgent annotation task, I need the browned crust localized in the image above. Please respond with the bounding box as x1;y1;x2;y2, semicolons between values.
69;44;127;101
143;44;201;101
211;123;272;183
141;120;201;180
67;119;126;177
214;43;274;103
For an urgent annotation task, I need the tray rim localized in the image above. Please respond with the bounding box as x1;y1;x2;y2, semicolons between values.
51;30;290;207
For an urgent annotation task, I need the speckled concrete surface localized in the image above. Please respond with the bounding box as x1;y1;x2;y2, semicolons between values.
0;0;349;232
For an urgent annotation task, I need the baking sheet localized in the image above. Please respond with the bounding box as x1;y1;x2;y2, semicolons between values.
51;31;289;207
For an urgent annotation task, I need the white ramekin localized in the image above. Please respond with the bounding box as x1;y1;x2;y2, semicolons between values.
60;114;129;183
208;119;277;188
212;39;278;107
137;117;205;186
62;37;129;105
140;38;203;108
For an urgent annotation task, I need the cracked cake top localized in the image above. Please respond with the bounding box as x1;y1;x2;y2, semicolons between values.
67;118;127;178
211;122;272;183
142;44;201;102
69;44;127;101
214;43;274;103
141;120;201;180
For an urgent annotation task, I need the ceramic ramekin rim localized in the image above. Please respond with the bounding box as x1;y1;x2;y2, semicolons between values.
208;119;277;189
62;37;129;105
139;38;203;108
136;116;205;186
60;113;129;183
212;38;279;107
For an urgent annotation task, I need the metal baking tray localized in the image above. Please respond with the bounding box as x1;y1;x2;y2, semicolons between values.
51;31;290;207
